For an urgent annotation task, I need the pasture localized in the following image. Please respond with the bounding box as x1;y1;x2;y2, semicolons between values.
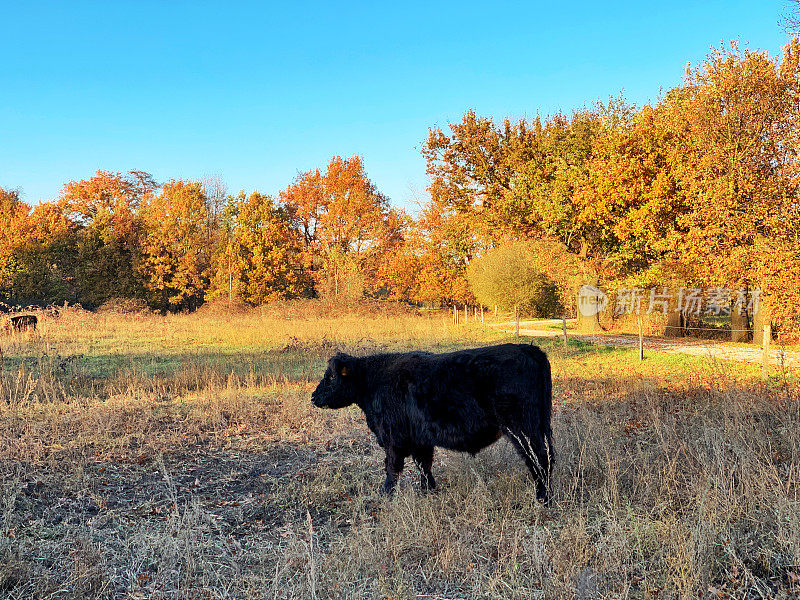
0;303;798;599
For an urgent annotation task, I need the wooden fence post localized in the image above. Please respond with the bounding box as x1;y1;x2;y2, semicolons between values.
762;323;771;381
562;317;568;347
464;304;468;324
638;316;644;361
515;305;520;338
480;305;484;324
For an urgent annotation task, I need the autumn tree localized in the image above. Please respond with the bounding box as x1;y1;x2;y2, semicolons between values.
11;200;79;305
0;187;31;303
416;112;539;304
281;155;406;301
208;191;310;305
1;187;82;306
423;110;541;240
503;111;603;246
572;102;685;285
412;201;477;305
138;180;212;311
374;228;423;303
665;41;800;337
58;169;157;304
421;107;609;312
202;175;228;254
782;0;800;35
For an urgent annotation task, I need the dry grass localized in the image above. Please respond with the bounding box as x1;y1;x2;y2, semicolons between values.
0;304;798;599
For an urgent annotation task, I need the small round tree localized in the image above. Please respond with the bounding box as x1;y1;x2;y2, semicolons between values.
466;240;563;317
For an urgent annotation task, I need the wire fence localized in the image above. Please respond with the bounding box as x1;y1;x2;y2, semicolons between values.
449;303;787;380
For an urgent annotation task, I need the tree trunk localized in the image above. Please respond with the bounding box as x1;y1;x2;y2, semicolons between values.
664;311;683;338
731;306;750;342
752;296;771;346
575;285;604;333
576;308;602;332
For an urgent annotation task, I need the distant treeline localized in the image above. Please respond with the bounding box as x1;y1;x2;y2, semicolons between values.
2;41;800;334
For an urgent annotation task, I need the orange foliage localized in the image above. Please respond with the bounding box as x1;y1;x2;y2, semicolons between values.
280;156;408;299
138;180;212;310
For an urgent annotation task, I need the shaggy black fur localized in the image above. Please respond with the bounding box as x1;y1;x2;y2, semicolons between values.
311;343;553;502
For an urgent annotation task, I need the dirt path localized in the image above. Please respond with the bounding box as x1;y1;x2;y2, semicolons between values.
488;320;800;369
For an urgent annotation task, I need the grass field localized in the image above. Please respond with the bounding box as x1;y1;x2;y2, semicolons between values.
1;302;799;599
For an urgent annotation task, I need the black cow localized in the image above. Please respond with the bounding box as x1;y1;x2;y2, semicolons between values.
311;343;553;503
10;314;37;333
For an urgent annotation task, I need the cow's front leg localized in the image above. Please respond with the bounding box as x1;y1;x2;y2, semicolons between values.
380;447;408;496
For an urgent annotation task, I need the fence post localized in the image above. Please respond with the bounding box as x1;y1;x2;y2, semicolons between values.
494;305;497;320
638;316;644;361
453;304;458;325
515;305;520;338
480;305;484;324
762;323;771;381
562;316;568;347
464;304;468;324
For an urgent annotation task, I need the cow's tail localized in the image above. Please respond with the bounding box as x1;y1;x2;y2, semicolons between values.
524;345;554;483
498;345;555;502
538;347;554;471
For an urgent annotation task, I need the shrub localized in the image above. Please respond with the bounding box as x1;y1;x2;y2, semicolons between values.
467;241;564;317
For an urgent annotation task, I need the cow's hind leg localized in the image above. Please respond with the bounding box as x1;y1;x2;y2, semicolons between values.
534;430;553;504
504;426;552;504
411;446;436;492
380;447;408;496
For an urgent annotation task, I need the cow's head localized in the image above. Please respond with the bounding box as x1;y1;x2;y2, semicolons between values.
311;353;358;409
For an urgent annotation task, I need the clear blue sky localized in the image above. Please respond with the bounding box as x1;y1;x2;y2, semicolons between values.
0;1;792;213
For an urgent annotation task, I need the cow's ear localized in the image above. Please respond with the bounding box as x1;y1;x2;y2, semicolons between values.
340;359;355;377
329;354;344;371
330;354;352;377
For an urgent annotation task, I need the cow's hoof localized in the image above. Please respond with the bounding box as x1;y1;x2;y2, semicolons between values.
420;475;437;493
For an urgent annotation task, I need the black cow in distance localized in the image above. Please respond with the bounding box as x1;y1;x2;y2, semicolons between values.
312;343;554;503
10;314;37;333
